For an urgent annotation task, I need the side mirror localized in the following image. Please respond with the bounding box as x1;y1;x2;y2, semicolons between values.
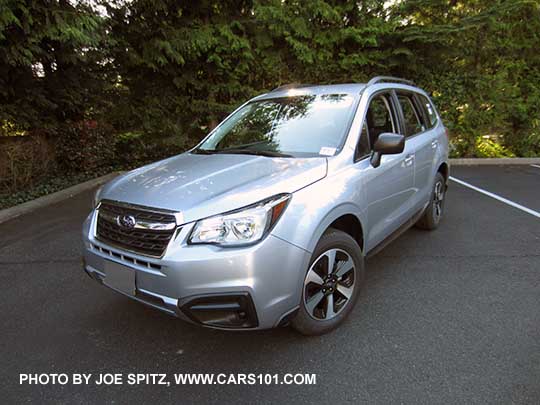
370;132;405;168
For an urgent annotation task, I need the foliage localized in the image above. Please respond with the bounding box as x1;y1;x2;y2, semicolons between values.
54;120;117;173
475;137;515;158
522;120;540;157
1;0;540;206
390;0;540;157
102;0;404;139
114;130;187;168
0;0;112;131
103;0;258;138
0;134;53;193
0;169;113;209
3;0;540;155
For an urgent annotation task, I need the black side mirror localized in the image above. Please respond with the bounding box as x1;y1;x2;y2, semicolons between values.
370;132;405;168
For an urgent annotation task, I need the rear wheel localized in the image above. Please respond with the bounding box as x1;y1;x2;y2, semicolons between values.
291;228;364;336
415;172;446;230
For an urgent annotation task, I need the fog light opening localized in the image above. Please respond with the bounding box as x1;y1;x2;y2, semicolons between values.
180;293;258;328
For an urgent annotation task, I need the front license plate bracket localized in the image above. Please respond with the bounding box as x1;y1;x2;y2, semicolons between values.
104;260;136;296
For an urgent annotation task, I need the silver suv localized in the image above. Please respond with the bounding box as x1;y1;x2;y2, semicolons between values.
82;77;449;335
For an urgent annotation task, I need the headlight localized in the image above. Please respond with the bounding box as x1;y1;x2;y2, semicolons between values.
189;194;291;246
93;186;103;208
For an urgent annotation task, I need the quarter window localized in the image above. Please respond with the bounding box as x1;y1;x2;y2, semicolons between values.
355;123;370;160
397;94;424;137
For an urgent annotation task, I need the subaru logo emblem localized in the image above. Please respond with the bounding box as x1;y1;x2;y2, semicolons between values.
117;215;136;229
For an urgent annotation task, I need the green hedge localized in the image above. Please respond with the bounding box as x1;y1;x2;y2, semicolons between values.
0;1;539;197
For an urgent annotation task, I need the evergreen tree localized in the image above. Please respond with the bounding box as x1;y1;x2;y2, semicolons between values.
0;0;108;131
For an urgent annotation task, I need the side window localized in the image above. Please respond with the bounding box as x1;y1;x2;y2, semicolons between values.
418;94;438;128
365;93;397;148
397;94;425;137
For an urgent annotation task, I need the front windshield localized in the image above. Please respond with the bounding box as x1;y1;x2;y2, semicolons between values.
196;94;357;157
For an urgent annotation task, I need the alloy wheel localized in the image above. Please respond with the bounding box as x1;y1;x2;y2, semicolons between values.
433;180;445;222
303;248;356;320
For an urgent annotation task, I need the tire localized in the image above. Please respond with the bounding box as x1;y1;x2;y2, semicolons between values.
291;228;365;336
415;172;446;231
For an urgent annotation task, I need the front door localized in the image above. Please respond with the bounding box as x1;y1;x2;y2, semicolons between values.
355;92;416;252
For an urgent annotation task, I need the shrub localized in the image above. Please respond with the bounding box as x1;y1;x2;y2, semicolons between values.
475;136;515;158
54;121;117;173
0;135;54;194
114;131;189;169
514;119;540;157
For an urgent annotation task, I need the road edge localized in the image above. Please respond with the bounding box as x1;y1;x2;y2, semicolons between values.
0;172;121;225
449;157;540;165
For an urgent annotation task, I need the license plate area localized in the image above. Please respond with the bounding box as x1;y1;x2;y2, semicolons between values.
104;260;135;296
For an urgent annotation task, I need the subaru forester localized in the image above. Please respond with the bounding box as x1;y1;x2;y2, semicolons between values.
82;76;449;335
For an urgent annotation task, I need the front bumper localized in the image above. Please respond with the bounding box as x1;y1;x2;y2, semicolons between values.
82;211;310;330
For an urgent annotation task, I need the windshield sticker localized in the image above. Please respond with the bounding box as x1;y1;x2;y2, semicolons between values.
319;147;337;156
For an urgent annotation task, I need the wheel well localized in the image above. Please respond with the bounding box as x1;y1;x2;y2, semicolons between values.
438;162;449;181
328;214;364;252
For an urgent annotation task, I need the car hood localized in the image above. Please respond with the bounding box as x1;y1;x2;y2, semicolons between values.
100;152;327;223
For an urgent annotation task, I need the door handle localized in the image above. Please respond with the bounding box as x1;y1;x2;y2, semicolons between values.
431;140;438;149
403;155;414;167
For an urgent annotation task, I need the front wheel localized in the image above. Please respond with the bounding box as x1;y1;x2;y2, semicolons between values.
415;172;446;230
291;228;365;336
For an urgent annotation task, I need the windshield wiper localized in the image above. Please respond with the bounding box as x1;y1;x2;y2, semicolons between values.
214;149;293;158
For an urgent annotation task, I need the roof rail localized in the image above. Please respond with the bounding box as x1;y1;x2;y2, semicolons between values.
270;83;314;92
367;76;415;87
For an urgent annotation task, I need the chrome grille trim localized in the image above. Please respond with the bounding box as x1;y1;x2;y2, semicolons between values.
98;209;177;231
95;200;179;257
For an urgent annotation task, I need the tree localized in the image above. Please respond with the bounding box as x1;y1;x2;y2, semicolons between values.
104;0;256;139
0;0;108;131
390;0;540;156
101;0;403;146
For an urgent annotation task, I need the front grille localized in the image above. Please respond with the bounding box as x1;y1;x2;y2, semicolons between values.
96;201;178;257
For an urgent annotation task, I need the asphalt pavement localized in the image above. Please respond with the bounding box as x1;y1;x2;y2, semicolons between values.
1;165;539;404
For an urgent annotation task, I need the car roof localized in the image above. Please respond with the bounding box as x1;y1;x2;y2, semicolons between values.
254;83;367;101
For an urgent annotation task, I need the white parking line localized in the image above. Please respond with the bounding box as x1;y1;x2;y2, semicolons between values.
449;176;540;219
531;164;540;169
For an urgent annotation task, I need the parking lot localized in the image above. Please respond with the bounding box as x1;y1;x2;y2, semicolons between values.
1;165;539;404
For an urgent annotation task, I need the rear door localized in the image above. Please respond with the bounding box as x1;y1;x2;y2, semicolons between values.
395;91;436;211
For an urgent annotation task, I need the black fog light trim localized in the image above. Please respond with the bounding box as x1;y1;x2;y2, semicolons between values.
180;293;259;329
276;307;299;328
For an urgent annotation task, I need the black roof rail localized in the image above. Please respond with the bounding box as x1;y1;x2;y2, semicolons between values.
367;76;415;87
270;83;314;92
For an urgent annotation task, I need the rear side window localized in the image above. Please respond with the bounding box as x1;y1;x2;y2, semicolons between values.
417;94;438;128
397;94;425;137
